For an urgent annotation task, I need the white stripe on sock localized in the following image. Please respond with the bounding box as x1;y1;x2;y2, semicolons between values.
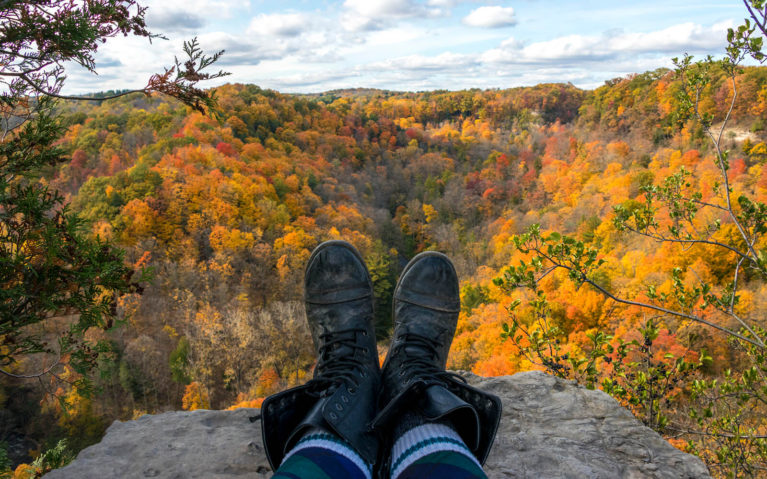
390;423;480;479
281;427;372;479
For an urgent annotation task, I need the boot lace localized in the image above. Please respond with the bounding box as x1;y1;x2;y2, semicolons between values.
396;331;466;386
307;327;369;397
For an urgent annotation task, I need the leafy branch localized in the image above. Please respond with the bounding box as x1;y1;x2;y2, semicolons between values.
497;225;765;348
1;0;224;385
728;0;767;63
1;0;229;117
671;54;766;267
686;329;767;475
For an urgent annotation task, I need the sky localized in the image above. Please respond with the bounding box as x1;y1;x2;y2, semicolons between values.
64;0;748;94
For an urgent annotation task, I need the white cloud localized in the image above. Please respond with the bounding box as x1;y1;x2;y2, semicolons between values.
320;20;735;93
145;0;248;21
146;10;205;32
499;36;522;49
248;12;311;37
509;35;610;62
364;26;425;47
367;52;476;71
341;0;444;31
482;21;732;66
463;6;517;28
195;31;292;67
343;0;419;18
340;11;386;32
272;70;360;89
612;21;730;53
60;0;740;97
63;34;175;94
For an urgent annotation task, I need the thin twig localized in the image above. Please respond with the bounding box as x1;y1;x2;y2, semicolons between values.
20;73;148;101
730;257;745;313
744;0;767;36
703;71;760;261
0;355;62;378
668;426;767;439
623;225;749;261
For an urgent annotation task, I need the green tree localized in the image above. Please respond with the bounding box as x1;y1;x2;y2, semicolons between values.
169;337;191;385
0;0;228;381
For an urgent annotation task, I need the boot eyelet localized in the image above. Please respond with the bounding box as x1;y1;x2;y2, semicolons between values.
348;387;357;395
330;412;338;420
335;403;343;411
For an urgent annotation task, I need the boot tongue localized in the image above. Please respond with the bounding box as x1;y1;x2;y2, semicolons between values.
401;322;443;358
403;344;432;358
327;341;355;358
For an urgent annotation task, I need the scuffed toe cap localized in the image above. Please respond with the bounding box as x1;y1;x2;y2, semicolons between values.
304;240;372;304
394;252;460;312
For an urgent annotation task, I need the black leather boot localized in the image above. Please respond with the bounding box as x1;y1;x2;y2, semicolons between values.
261;240;381;470
371;251;502;466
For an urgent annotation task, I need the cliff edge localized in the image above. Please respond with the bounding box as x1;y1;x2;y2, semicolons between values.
44;371;710;478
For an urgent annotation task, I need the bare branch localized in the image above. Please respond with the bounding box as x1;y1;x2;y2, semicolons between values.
0;355;62;379
667;426;767;439
743;0;767;37
622;224;751;261
730;257;745;313
19;73;149;101
686;197;729;212
702;70;760;261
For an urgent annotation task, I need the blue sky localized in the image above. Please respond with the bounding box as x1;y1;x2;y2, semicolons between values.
65;0;747;94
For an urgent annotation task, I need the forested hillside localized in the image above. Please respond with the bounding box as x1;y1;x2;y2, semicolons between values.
3;65;767;476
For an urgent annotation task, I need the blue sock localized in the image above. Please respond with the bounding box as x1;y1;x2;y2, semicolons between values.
391;423;487;479
273;427;372;479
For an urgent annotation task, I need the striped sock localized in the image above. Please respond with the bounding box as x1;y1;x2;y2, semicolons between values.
391;423;487;479
274;427;372;479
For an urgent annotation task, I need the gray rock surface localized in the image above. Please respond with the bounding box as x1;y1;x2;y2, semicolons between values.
477;371;710;479
45;371;710;478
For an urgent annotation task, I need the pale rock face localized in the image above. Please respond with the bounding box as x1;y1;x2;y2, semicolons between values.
476;371;710;479
44;371;710;479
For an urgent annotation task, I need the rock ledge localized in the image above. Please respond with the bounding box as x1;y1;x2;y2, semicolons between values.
45;371;710;478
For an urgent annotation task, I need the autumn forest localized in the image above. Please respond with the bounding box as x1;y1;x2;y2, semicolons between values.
3;62;767;476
